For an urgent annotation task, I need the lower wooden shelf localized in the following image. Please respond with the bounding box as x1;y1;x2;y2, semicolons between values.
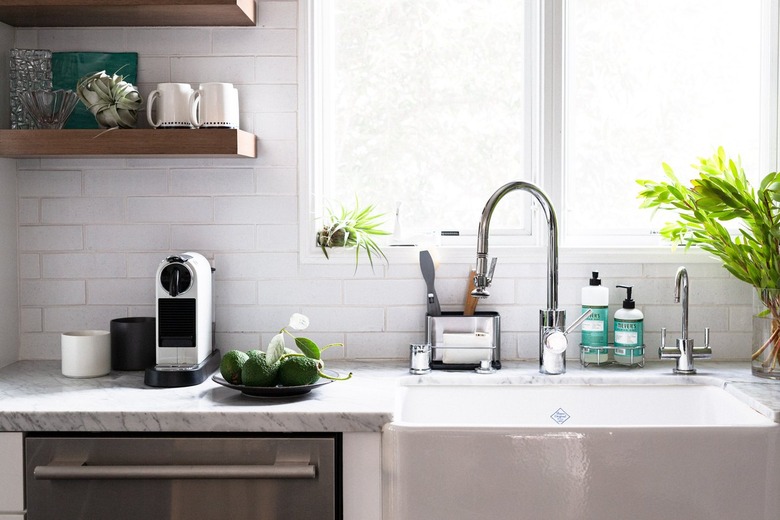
0;129;257;158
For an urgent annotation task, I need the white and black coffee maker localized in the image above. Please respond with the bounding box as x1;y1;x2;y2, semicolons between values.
145;252;219;387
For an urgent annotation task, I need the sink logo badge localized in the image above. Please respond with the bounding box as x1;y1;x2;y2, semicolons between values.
551;408;571;425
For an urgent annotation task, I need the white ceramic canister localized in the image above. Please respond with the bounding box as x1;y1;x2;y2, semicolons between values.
61;330;111;378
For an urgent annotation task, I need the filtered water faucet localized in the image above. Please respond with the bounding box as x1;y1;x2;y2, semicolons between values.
473;181;589;374
659;266;712;374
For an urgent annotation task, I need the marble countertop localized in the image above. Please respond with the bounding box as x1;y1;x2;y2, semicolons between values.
1;359;780;432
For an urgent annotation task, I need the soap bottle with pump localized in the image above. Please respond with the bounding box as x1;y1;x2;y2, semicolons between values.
581;271;609;365
614;285;644;366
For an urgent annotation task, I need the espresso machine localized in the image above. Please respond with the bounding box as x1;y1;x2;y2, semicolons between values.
144;252;220;387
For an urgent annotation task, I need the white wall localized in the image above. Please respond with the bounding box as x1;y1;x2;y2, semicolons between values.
11;1;756;363
0;22;20;368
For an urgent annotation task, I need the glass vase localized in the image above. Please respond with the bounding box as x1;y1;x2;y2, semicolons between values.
752;288;780;379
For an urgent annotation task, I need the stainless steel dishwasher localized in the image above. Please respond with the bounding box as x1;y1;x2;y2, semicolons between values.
26;434;339;520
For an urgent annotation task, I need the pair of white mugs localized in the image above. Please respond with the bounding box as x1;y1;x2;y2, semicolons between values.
146;82;239;129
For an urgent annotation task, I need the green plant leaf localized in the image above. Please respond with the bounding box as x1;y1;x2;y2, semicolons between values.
295;337;321;359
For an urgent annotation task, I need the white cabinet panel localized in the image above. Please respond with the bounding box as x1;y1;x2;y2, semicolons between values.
343;432;381;520
0;432;24;514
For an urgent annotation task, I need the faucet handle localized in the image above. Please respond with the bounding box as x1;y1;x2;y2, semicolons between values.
487;257;498;282
659;327;682;359
694;327;712;359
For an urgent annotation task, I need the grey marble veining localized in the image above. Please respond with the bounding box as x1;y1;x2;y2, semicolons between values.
1;359;779;432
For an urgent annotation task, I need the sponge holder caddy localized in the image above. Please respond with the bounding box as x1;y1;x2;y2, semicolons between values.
425;311;501;371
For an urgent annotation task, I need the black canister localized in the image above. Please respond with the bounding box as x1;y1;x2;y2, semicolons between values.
110;317;156;371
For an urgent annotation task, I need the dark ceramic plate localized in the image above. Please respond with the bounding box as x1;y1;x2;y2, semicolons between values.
211;373;334;398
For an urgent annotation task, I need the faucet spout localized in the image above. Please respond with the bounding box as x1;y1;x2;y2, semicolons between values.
474;181;568;374
474;181;558;310
674;266;689;341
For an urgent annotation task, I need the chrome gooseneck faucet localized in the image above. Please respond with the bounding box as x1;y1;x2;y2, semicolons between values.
659;266;712;374
472;181;588;375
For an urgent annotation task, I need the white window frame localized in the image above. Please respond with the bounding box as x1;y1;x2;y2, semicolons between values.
299;0;780;267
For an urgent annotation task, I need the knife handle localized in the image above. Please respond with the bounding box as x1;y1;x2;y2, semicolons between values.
464;269;479;316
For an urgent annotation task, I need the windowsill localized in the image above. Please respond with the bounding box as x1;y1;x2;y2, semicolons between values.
300;241;719;268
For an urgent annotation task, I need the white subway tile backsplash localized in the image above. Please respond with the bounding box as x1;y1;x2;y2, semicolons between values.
170;224;255;251
20;308;42;333
87;279;154;305
18;199;39;225
41;197;125;224
215;280;257;305
214;195;297;224
214;252;299;279
42;253;127;279
256;224;299;252
386;306;427;332
126;28;212;56
170;168;254;195
212;28;296;56
345;279;423;306
238;85;297;112
85;224;169;252
40;158;127;170
19;254;40;279
128;197;214;223
43;305;126;332
300;306;385;332
137;56;171;84
258;1;298;28
255;140;298;167
171;56;256;84
85;170;168;196
21;280;85;306
258;279;342;305
20;226;83;251
18;170;81;197
255;113;297;140
256;167;297;194
254;57;297;83
38;28;127;52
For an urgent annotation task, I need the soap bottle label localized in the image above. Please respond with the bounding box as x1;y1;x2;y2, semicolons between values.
614;319;643;347
581;306;608;347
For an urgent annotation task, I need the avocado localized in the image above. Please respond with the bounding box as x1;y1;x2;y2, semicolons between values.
241;350;280;386
278;356;321;386
219;349;249;384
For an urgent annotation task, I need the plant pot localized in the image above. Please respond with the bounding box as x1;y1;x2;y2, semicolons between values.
752;288;780;379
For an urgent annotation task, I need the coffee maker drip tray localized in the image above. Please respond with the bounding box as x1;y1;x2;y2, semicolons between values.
144;349;220;388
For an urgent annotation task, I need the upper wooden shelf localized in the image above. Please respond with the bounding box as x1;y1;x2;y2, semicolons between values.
0;129;257;157
0;0;255;27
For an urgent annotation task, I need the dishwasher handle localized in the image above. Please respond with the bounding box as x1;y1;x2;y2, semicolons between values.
34;462;317;480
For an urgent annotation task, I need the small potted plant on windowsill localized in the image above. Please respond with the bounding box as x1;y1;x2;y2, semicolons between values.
316;198;390;272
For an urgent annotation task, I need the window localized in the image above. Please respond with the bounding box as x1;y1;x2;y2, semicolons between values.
562;0;768;245
302;0;777;255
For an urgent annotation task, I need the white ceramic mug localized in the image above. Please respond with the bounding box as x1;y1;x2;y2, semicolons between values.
146;83;196;128
61;330;111;378
189;82;239;129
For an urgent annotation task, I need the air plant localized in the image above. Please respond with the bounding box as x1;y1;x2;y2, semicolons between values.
316;197;390;272
76;70;142;129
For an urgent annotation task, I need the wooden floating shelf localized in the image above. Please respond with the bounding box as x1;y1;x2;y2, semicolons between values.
0;129;257;158
0;0;255;27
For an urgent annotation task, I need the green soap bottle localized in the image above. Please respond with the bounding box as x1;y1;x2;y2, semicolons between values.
581;271;609;364
614;285;644;366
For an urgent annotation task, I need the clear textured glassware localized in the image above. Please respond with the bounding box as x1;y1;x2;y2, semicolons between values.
19;89;79;129
9;49;52;129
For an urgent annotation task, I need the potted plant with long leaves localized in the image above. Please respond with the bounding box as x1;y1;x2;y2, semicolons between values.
316;197;390;272
637;147;780;378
